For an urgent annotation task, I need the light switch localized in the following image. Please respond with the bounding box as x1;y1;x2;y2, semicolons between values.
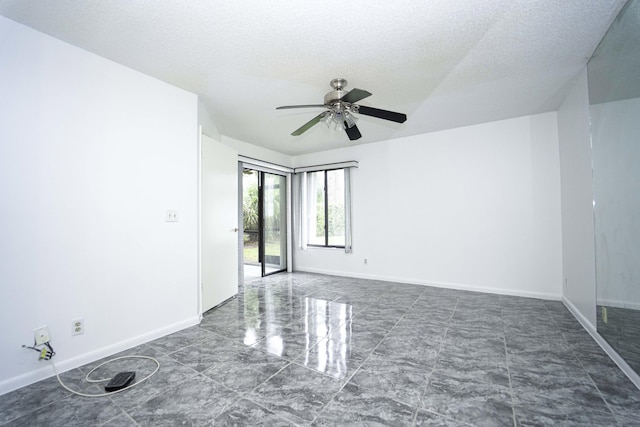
165;210;179;222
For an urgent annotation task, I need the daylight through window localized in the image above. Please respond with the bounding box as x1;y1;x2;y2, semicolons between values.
308;169;345;248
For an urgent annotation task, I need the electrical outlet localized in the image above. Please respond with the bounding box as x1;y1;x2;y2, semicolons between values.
165;210;179;222
34;326;50;345
72;318;84;335
364;258;368;265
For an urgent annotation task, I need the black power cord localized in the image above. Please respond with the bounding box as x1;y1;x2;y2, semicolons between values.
22;341;56;361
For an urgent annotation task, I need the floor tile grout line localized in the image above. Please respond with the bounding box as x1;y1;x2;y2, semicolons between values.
503;299;623;425
308;302;416;425
406;287;432;427
548;304;623;425
411;294;505;425
245;357;340;425
0;398;61;426
188;351;295;424
5;272;635;425
98;409;140;427
230;357;292;396
414;407;477;427
104;380;147;425
500;300;518;427
412;296;459;419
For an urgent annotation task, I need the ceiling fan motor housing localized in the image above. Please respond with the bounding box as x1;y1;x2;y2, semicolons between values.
325;78;349;106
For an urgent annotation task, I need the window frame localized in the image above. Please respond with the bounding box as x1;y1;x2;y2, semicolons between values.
307;167;346;249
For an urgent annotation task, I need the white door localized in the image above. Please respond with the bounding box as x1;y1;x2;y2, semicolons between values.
201;133;238;313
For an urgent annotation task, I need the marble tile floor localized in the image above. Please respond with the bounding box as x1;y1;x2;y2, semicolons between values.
2;272;640;426
597;305;640;376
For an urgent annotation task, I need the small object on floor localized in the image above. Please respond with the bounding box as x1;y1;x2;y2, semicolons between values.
105;371;136;392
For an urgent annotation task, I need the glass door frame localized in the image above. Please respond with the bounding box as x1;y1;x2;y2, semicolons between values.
261;171;287;277
239;160;292;280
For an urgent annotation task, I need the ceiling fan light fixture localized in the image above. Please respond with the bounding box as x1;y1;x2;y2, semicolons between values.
321;111;332;127
344;110;358;128
322;105;358;130
333;108;344;128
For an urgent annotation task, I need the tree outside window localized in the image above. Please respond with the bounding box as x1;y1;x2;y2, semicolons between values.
309;169;345;247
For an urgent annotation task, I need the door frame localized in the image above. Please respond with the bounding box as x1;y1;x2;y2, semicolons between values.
197;127;203;320
239;157;293;281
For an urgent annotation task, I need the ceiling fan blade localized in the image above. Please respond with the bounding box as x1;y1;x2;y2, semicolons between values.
356;105;407;123
291;112;327;136
341;88;372;104
276;104;325;110
344;122;362;141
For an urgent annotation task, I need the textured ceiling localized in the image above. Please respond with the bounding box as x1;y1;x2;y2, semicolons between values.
0;0;628;155
588;0;640;104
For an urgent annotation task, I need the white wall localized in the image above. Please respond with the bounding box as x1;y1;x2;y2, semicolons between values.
0;17;200;394
198;99;221;140
222;135;294;168
557;70;597;326
293;113;563;299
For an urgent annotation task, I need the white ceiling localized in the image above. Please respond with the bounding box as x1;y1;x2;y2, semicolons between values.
0;0;628;155
588;0;640;104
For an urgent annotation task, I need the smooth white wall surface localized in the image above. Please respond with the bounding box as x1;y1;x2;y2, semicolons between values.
557;70;597;326
198;99;221;140
0;17;199;394
293;113;563;299
222;135;293;169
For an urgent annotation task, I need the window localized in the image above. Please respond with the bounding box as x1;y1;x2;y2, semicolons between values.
308;169;345;248
295;161;355;253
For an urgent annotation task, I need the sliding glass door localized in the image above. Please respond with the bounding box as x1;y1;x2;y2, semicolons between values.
242;169;260;279
262;172;286;275
242;168;287;279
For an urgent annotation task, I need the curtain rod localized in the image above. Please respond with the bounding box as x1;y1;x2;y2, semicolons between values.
238;155;294;173
294;161;358;173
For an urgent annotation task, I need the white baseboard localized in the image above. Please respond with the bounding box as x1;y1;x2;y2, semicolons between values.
562;296;640;390
596;297;640;311
0;316;200;396
295;267;561;301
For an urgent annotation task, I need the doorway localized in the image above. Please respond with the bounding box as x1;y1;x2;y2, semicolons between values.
242;168;287;280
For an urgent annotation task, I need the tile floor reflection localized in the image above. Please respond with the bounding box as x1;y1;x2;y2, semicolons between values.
597;305;640;375
2;272;640;425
